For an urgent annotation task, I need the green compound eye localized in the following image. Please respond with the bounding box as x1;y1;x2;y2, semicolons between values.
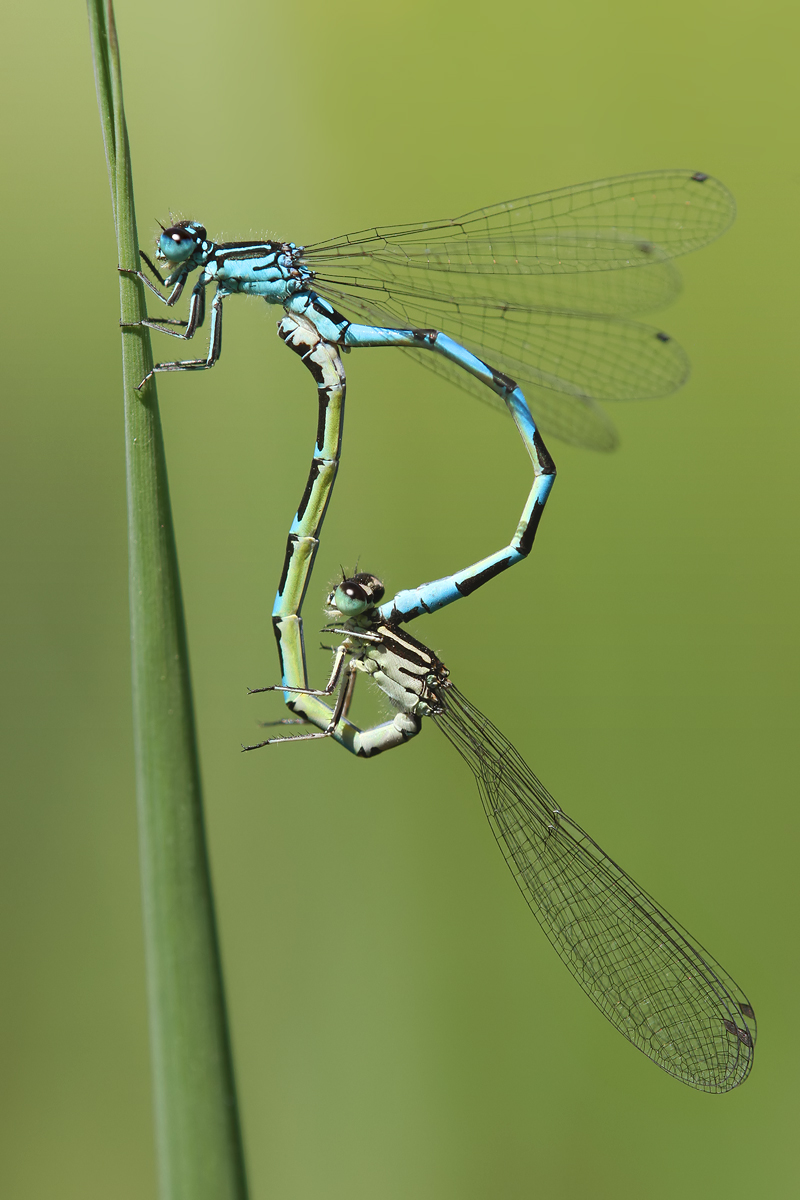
334;582;368;615
333;574;385;615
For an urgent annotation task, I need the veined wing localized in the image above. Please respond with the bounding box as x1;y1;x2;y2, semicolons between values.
319;282;686;451
433;684;756;1092
312;240;684;317
303;170;734;314
305;172;733;450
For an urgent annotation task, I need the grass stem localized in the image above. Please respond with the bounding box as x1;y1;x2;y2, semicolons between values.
87;5;249;1197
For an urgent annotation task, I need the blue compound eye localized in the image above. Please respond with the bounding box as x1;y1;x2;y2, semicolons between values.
159;223;205;262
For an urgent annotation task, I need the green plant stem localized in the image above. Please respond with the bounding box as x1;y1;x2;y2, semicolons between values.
87;4;249;1198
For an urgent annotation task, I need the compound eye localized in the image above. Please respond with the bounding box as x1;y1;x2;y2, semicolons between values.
333;582;369;616
159;224;200;263
333;580;370;616
333;572;385;616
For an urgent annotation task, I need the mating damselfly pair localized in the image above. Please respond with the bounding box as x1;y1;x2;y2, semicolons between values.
125;168;755;1090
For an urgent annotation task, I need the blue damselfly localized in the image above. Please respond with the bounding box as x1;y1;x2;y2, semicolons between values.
125;169;733;453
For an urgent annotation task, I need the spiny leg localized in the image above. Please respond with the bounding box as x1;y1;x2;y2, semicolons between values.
127;283;206;342
119;254;190;305
133;287;223;390
250;641;350;702
246;644;420;757
243;651;355;750
119;260;218;388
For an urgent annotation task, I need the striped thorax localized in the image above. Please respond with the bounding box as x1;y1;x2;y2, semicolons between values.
326;573;449;718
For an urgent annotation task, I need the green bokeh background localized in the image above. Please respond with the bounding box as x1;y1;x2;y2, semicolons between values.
1;1;798;1197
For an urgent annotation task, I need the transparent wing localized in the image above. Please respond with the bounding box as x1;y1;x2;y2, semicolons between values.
311;242;685;317
432;683;755;1092
303;170;734;305
303;171;734;451
320;281;686;450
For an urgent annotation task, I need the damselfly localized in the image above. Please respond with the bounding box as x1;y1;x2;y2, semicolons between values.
124;169;734;452
245;571;756;1093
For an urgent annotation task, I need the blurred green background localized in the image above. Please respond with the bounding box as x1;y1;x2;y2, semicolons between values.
1;1;798;1197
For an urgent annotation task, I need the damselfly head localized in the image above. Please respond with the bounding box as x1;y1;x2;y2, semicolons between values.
327;573;385;618
157;220;207;264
